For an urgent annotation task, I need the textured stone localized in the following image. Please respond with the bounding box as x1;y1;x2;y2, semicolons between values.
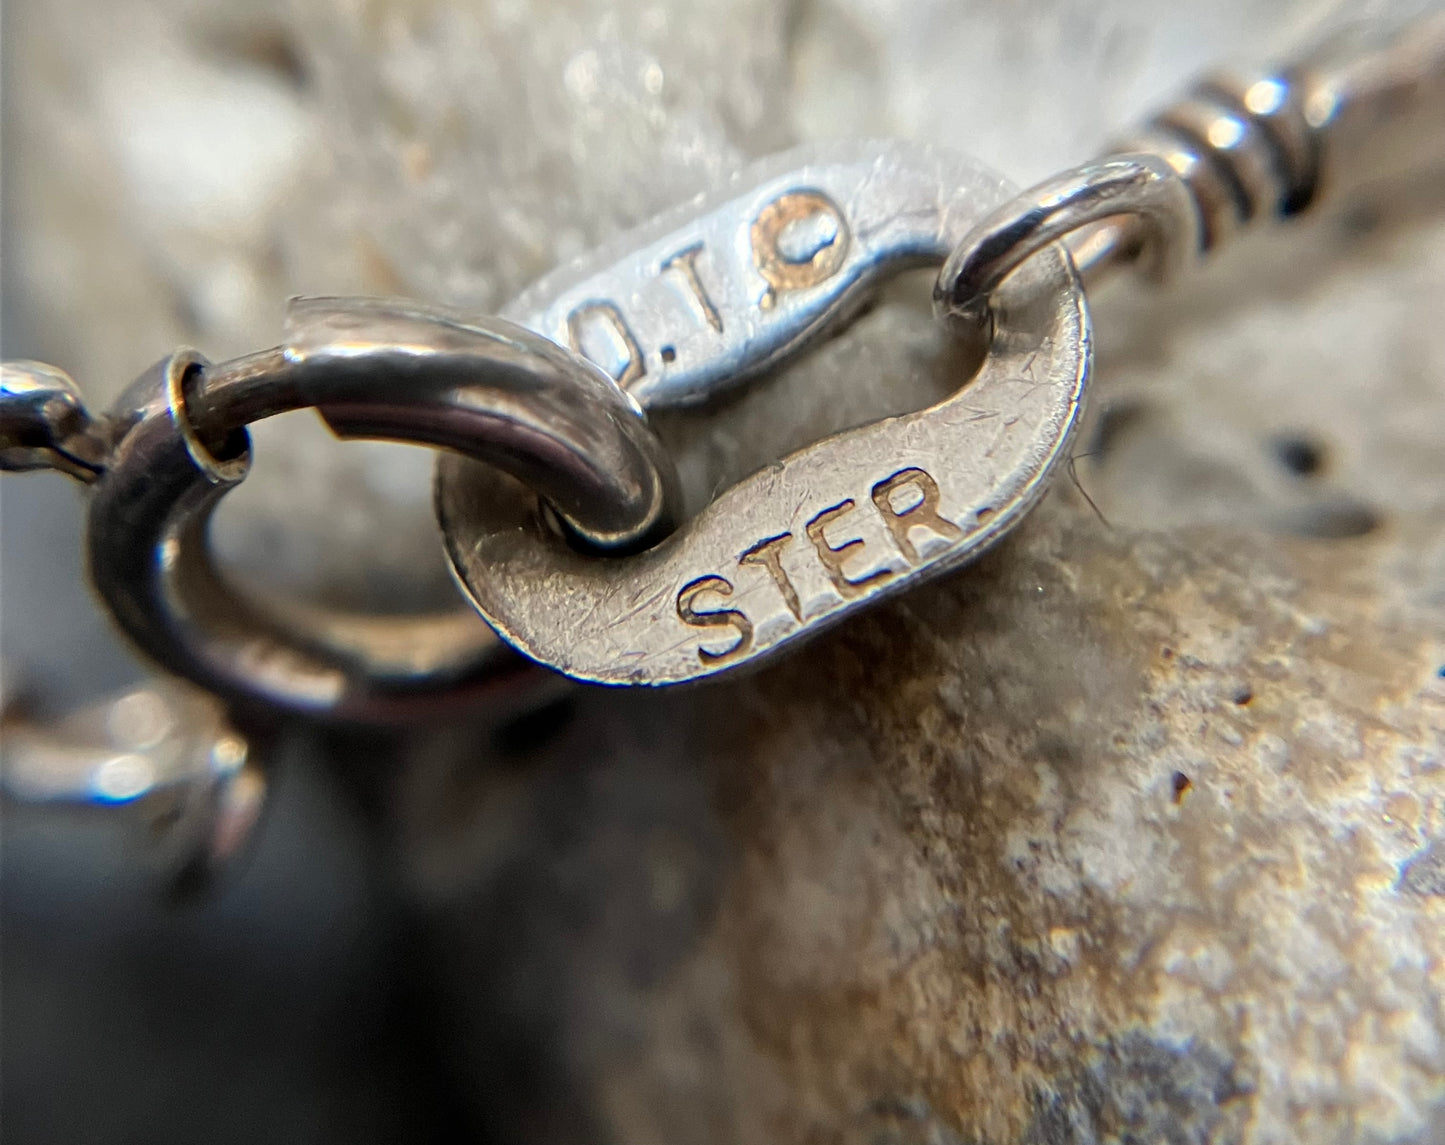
399;500;1445;1144
1399;840;1445;897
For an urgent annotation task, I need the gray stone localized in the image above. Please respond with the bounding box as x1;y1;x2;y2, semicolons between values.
1399;841;1445;897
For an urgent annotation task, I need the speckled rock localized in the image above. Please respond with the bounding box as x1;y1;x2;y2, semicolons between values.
400;498;1445;1144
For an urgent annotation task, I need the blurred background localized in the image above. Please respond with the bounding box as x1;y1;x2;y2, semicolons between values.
3;0;1443;1142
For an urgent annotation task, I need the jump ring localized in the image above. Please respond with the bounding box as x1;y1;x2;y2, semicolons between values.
86;297;682;723
934;153;1201;330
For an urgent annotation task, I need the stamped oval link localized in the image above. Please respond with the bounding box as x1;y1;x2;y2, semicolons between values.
440;146;1090;686
505;140;1019;409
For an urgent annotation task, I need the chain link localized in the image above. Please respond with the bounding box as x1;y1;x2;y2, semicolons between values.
936;10;1445;324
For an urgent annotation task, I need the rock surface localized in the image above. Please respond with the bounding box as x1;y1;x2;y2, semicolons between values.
399;498;1445;1144
4;0;1445;1142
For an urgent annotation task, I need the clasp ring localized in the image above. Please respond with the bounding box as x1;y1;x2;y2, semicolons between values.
86;297;681;723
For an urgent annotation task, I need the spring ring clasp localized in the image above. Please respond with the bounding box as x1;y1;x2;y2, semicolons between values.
77;297;681;722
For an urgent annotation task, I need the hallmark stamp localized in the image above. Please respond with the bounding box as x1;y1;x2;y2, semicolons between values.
676;575;753;662
750;189;850;308
447;143;1087;686
676;466;966;663
554;186;853;396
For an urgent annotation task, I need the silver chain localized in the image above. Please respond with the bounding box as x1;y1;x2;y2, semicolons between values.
941;11;1445;321
3;10;1443;716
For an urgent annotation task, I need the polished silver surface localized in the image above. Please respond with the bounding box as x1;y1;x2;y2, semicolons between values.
83;297;678;721
1155;95;1282;223
0;359;112;481
935;154;1198;331
200;297;681;553
9;10;1444;712
1;679;264;890
1196;69;1317;215
506;141;1020;409
439;150;1089;686
1105;125;1246;258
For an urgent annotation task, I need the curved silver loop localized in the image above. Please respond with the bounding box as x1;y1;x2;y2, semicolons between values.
0;360;112;481
503;139;1027;409
934;153;1200;330
86;297;681;722
198;297;680;553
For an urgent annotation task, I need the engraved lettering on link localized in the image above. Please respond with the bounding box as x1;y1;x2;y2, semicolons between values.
676;575;754;663
660;243;723;333
750;189;850;309
677;466;961;654
805;500;895;599
566;301;646;388
870;468;962;562
739;533;802;621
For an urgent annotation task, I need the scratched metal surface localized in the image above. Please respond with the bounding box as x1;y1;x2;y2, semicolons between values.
439;141;1087;684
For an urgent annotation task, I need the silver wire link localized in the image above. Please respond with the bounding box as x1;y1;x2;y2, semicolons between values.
436;144;1090;687
0;360;114;481
6;11;1444;714
503;139;1028;409
4;297;681;722
935;154;1198;333
445;10;1445;690
936;9;1445;324
1;674;264;893
192;297;680;554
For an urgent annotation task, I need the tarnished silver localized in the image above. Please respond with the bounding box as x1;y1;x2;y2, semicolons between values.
0;360;113;481
77;297;679;720
438;148;1089;686
1;678;264;890
507;141;1014;408
441;13;1445;691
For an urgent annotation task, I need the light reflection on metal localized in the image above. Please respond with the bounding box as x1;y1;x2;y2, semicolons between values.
1;676;265;889
0;360;112;481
